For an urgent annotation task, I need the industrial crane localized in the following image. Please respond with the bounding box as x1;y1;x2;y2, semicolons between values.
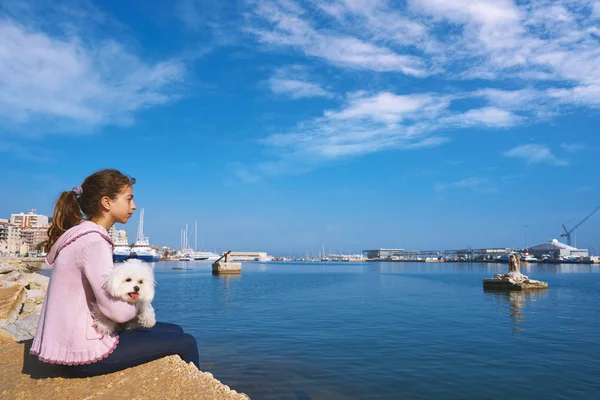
561;205;600;246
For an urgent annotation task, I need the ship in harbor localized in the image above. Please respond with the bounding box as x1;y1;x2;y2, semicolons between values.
113;234;132;261
131;208;160;262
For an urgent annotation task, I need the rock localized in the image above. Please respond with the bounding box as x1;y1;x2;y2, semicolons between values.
0;265;16;275
0;341;251;400
0;285;27;324
21;297;44;318
17;273;50;290
0;327;18;344
483;254;548;291
483;278;549;291
0;270;21;283
1;314;40;341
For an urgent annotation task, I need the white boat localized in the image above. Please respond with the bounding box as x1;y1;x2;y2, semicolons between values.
192;251;221;261
113;236;131;261
179;253;193;261
131;209;160;262
520;253;539;263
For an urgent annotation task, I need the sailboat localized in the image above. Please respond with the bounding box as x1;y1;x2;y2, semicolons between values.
131;209;160;262
178;224;194;261
191;221;220;261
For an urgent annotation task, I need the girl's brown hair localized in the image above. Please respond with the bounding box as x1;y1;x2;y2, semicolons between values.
44;169;136;252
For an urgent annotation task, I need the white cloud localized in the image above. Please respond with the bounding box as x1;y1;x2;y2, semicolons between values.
249;0;428;76
237;0;600;178
268;66;333;99
451;107;522;127
254;92;451;172
503;144;568;166
435;177;496;193
269;78;332;99
324;92;449;124
561;142;586;152
0;13;184;134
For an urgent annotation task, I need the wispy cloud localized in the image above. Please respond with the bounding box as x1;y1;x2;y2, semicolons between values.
561;142;586;152
268;66;333;99
435;177;497;193
248;0;428;76
175;0;242;45
449;107;522;128
0;140;55;163
503;144;568;166
0;2;185;135
238;0;600;177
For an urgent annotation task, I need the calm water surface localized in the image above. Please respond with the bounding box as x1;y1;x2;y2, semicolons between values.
146;261;600;400
46;261;600;399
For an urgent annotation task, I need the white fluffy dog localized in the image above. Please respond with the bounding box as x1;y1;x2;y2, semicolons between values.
91;259;156;336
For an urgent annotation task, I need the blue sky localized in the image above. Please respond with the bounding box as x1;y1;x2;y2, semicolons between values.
1;0;599;256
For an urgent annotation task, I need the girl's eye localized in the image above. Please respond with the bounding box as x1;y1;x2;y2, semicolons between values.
125;278;132;282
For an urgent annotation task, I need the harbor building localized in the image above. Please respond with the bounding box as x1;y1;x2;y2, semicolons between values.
1;210;50;256
363;247;510;261
527;239;588;259
363;249;405;259
10;209;49;228
108;226;128;243
0;218;28;256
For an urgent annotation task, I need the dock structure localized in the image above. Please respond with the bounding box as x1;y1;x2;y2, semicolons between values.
362;248;510;262
212;251;242;275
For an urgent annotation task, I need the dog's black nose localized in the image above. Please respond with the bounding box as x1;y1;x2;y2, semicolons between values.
133;285;140;292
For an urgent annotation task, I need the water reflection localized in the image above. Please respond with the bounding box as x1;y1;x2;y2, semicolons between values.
213;273;241;306
484;289;548;333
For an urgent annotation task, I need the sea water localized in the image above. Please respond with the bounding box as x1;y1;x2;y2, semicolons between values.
149;261;600;400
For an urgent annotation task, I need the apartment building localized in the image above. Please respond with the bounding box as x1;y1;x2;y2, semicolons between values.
1;210;50;256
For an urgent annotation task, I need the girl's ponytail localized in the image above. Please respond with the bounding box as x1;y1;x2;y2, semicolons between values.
44;190;83;252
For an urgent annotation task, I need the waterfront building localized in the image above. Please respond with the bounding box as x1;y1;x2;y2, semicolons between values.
108;226;128;243
2;210;50;255
10;209;49;228
363;249;406;259
528;239;588;260
0;218;28;256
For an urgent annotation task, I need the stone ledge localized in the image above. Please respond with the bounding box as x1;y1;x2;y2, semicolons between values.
0;340;250;400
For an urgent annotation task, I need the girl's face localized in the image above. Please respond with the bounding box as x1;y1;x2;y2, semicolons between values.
109;185;136;224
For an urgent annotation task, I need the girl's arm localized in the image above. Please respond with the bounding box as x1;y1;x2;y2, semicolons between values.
82;239;137;323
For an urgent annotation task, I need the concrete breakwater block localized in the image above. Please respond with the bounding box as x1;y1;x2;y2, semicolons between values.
212;262;242;275
483;278;549;291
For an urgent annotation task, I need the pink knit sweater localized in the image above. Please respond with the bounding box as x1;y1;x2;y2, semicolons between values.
30;221;137;365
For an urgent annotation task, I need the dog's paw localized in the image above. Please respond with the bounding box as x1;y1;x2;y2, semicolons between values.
137;304;156;328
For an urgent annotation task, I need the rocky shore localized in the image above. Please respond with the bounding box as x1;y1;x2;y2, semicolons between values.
0;259;250;400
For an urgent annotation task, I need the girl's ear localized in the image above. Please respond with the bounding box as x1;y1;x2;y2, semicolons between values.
100;195;112;211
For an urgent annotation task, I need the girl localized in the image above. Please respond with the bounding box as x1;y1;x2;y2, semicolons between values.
31;169;199;377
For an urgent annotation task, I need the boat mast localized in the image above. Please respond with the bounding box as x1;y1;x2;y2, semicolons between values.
136;208;145;242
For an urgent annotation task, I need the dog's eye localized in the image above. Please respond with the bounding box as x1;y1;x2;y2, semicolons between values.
125;278;132;282
138;280;143;284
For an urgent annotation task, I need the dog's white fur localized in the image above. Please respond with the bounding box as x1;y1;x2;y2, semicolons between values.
91;259;156;336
